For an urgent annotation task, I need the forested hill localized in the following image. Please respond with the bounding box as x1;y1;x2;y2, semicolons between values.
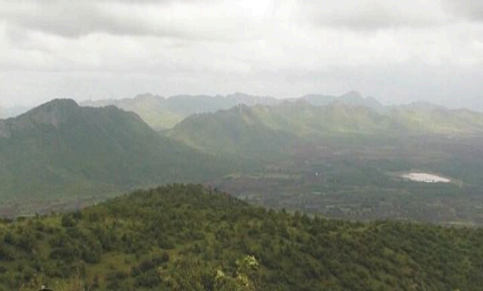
168;100;483;157
0;100;230;210
1;184;482;291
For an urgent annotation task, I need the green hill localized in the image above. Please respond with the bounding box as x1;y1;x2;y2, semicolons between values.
0;100;230;213
168;102;402;158
167;104;299;160
393;104;483;135
0;184;482;291
169;101;483;156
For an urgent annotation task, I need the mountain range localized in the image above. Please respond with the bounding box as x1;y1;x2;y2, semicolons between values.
1;93;483;290
81;91;385;130
81;92;278;130
2;93;483;224
168;99;483;158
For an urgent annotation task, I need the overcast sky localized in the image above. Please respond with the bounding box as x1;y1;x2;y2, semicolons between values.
1;0;483;109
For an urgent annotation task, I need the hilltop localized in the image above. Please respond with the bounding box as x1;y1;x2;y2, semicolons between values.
0;184;482;291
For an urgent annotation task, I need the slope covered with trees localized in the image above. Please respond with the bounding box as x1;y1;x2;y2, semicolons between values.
0;184;482;291
0;100;231;214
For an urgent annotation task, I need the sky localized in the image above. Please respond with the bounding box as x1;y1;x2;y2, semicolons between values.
0;0;483;109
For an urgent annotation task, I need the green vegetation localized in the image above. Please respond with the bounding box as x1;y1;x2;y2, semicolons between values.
0;100;233;215
0;184;482;291
3;97;483;225
169;101;483;158
168;101;483;225
168;104;298;161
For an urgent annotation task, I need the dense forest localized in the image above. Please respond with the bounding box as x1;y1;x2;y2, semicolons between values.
0;184;482;291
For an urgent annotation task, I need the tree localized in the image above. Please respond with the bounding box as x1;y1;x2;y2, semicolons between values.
214;256;260;291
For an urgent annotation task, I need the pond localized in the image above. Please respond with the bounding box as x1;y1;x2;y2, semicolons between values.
401;172;451;183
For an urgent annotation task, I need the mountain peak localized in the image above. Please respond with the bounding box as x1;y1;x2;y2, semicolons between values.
16;98;80;128
32;98;79;110
339;90;364;101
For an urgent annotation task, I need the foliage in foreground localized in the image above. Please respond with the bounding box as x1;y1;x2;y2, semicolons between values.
0;184;482;291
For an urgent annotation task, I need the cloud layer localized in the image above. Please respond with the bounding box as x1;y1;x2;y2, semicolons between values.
0;0;482;109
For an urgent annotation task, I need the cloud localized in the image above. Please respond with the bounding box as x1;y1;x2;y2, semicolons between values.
0;2;187;39
442;0;483;21
297;0;450;30
0;0;272;41
1;0;483;110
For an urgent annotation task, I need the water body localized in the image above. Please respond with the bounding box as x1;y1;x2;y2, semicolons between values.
401;172;451;183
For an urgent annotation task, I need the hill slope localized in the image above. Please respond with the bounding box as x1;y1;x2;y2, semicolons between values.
168;102;483;225
167;104;299;159
0;100;229;211
0;184;482;291
168;102;402;157
169;101;483;156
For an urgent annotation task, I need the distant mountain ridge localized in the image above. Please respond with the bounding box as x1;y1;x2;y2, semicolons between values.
3;95;483;220
300;90;384;110
82;91;388;130
81;92;278;130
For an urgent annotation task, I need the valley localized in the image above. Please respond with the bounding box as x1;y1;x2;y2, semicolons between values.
1;93;483;226
3;2;483;290
1;94;483;291
206;135;483;225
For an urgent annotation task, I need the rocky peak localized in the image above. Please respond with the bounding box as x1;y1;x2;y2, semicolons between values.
22;99;80;128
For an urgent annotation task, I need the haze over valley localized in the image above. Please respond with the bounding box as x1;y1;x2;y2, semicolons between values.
1;94;483;290
1;92;483;226
1;0;483;290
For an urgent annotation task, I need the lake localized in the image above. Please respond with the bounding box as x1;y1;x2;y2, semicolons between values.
401;172;451;183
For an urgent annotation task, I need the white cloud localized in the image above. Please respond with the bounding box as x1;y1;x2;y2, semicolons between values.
298;0;450;30
0;0;482;108
443;0;483;22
